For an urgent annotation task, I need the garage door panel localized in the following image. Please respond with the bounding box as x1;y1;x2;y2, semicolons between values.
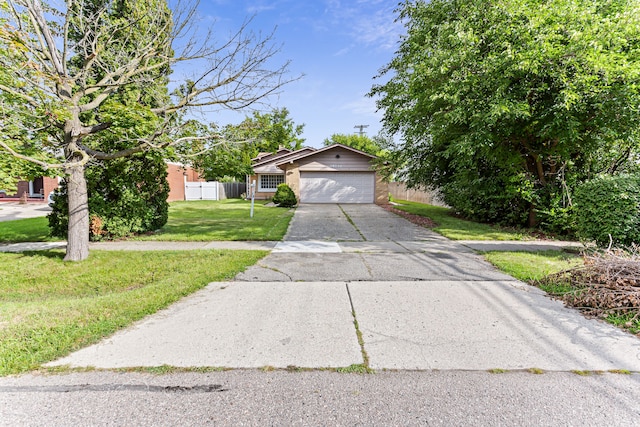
300;172;374;203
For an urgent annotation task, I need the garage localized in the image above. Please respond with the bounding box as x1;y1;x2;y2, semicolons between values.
300;171;375;203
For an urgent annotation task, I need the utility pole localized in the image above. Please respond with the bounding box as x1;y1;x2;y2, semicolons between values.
354;124;369;136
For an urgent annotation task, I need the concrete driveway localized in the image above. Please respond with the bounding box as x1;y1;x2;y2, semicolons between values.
0;201;51;222
49;203;640;373
237;204;513;282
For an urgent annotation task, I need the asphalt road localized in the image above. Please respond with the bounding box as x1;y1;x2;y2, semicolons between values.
1;371;639;426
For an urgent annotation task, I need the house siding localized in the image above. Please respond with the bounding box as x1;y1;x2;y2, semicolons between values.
296;148;373;172
285;163;301;197
375;173;389;204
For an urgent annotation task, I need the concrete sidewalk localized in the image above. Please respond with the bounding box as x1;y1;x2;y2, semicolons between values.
47;280;640;371
0;239;586;253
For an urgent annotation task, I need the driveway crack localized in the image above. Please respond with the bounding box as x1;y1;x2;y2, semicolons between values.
358;253;374;279
338;204;367;241
345;282;370;370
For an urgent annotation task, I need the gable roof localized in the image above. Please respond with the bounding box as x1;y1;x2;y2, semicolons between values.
251;148;292;163
251;146;316;168
273;143;376;167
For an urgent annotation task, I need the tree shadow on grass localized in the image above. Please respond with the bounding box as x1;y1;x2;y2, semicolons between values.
17;250;66;260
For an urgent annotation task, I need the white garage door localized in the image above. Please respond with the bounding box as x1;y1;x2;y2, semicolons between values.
300;172;375;203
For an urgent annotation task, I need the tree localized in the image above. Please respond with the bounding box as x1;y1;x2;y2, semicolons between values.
323;133;384;156
370;0;640;227
0;0;296;260
48;0;172;240
186;108;305;181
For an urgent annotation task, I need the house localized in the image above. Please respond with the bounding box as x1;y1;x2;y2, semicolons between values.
0;176;61;201
4;162;203;203
247;144;388;204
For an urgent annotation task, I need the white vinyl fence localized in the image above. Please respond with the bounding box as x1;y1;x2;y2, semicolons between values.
183;181;247;201
185;182;220;200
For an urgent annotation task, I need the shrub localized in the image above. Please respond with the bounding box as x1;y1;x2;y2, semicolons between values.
573;174;640;247
48;152;169;240
272;183;297;207
441;172;530;226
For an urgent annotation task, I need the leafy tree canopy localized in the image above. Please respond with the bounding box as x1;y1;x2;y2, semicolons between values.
371;0;640;227
180;108;305;181
323;133;386;156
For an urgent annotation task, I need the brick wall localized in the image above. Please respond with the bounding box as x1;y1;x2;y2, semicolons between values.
166;163;204;202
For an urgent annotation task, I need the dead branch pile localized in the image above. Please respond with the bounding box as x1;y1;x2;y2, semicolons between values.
534;247;640;328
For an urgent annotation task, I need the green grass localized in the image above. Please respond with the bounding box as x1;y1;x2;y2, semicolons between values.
0;249;266;375
483;250;582;282
603;312;640;336
391;200;531;240
0;199;293;244
0;217;59;243
137;199;294;241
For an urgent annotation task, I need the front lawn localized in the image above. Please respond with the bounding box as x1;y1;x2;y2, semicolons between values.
390;200;532;240
0;249;266;375
137;199;293;241
0;217;58;244
483;250;583;282
0;199;294;243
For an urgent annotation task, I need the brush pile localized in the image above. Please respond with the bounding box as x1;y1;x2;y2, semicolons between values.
534;246;640;334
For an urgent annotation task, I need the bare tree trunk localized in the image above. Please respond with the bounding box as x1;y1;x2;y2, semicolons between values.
528;203;538;228
64;163;90;262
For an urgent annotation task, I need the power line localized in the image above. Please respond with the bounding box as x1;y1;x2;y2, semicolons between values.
354;124;369;136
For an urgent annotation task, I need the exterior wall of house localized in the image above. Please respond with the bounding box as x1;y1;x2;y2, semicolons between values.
375;173;389;205
43;177;60;200
247;173;286;200
15;180;30;198
7;164;199;203
166;162;203;202
248;145;388;205
9;176;59;199
296;147;373;172
284;163;300;198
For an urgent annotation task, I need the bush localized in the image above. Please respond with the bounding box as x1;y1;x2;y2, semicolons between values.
441;172;530;226
48;152;169;240
272;183;297;207
574;174;640;247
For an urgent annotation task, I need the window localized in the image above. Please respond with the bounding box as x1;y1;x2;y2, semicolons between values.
259;174;285;191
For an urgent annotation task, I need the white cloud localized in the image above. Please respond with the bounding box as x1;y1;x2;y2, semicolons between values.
333;46;352;56
352;8;403;50
246;2;278;14
339;96;379;117
321;0;402;51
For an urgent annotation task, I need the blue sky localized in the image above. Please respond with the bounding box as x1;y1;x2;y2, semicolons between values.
186;0;403;147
